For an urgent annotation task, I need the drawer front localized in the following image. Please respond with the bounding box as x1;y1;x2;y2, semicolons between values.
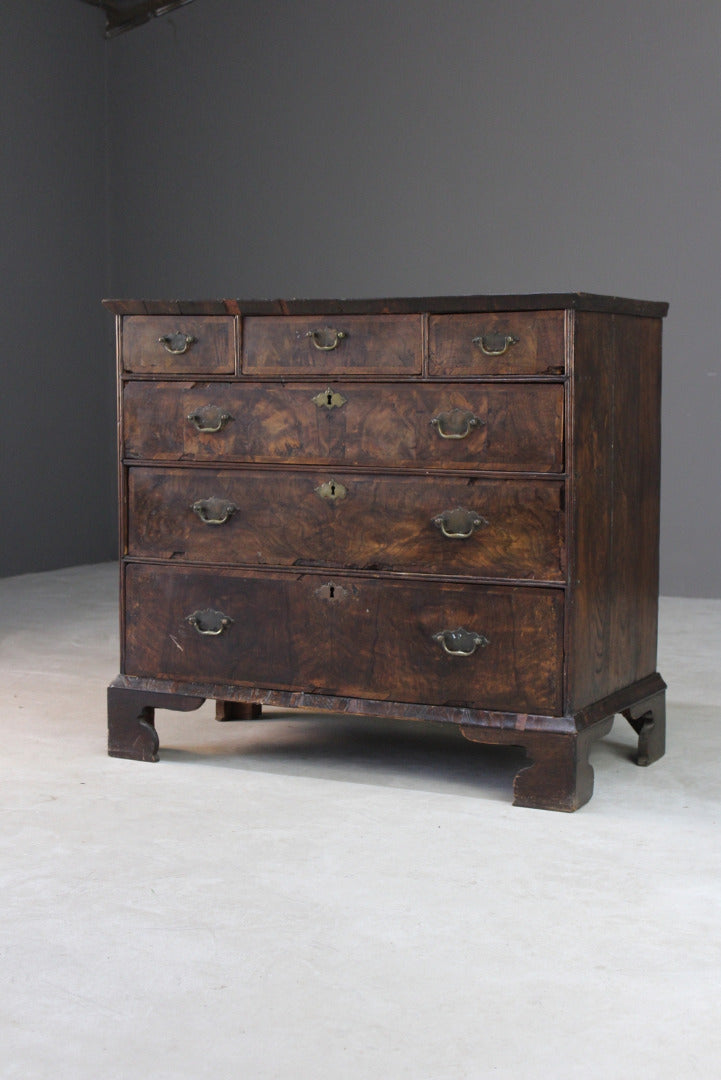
128;467;565;581
123;381;564;473
124;564;564;714
242;314;422;375
428;311;565;376
122;316;236;374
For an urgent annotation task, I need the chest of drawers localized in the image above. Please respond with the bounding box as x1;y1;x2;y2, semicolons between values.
106;293;668;811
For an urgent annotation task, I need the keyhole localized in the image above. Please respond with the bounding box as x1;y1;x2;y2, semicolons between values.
330;481;336;496
326;391;334;407
329;585;335;598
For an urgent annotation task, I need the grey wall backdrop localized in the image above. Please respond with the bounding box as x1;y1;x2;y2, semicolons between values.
1;1;114;576
2;0;720;596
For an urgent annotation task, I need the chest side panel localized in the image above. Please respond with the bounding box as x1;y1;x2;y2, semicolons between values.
566;311;662;712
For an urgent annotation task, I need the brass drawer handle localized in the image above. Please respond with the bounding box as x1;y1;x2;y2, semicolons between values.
431;408;484;440
159;331;196;355
187;609;233;636
433;628;489;657
472;332;519;356
433;507;488;539
305;327;348;351
187;406;233;433
191;497;238;525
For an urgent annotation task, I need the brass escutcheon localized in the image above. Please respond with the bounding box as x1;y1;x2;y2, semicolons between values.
315;582;348;602
312;387;347;410
315;479;347;502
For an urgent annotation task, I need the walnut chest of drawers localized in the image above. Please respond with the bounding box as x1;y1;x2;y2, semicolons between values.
105;293;668;811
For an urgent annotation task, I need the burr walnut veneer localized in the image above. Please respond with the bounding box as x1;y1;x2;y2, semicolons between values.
106;293;668;811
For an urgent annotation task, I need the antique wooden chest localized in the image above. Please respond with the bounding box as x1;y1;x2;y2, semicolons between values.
105;293;667;810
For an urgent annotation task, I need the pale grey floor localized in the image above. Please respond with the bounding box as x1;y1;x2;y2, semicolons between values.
1;563;720;1079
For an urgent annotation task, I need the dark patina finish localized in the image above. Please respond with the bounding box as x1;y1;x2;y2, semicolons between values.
107;292;667;811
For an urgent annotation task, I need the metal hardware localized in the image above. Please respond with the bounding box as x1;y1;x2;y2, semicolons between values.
472;332;519;356
315;479;347;502
305;327;348;351
191;497;238;525
432;628;489;657
186;609;233;636
432;507;488;539
187;405;233;433
158;331;196;355
315;582;348;602
430;408;484;440
312;387;347;410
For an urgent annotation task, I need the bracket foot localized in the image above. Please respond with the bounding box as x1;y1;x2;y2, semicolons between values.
622;688;666;766
107;681;205;761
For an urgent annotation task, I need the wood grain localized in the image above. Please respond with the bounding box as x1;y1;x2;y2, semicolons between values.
566;312;663;711
127;466;565;581
429;310;565;376
243;314;421;375
104;294;669;318
123;563;564;715
122;380;565;473
109;293;667;808
122;315;236;374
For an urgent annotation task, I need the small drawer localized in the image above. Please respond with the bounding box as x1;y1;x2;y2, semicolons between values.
127;467;566;581
429;311;565;376
242;314;422;375
123;564;564;715
122;316;236;374
122;381;564;473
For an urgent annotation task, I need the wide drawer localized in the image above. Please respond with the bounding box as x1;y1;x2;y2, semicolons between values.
428;311;565;376
127;467;565;581
123;564;564;714
122;315;236;374
242;314;422;375
123;381;564;473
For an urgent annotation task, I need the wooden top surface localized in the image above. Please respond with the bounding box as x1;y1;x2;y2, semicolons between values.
103;293;669;318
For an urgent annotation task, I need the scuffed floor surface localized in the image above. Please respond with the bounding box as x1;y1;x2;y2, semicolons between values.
1;563;720;1079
